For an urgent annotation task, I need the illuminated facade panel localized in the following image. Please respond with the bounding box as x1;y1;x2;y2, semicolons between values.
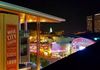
94;15;100;32
87;16;92;32
87;14;100;32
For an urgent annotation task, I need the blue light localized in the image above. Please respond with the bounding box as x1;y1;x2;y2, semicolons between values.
94;38;98;40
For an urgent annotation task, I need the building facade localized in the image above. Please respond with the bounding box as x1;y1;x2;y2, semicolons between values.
87;14;100;32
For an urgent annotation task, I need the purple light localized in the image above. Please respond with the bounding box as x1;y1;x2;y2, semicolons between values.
72;37;95;51
51;42;61;51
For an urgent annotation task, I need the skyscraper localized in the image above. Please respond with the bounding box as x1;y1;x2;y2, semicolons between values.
87;16;93;32
87;14;100;32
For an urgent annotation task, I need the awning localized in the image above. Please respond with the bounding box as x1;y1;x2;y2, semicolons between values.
0;1;66;23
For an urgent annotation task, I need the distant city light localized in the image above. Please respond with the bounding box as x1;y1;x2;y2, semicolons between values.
79;46;86;51
93;37;100;41
29;36;33;40
94;38;98;40
50;27;53;33
44;51;48;56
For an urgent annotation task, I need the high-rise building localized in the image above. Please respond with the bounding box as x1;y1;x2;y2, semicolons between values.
94;14;100;32
87;14;100;32
87;16;93;32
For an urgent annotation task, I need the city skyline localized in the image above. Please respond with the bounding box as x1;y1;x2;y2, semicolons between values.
4;0;100;34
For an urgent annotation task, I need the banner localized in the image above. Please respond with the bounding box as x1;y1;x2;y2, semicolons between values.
6;24;18;70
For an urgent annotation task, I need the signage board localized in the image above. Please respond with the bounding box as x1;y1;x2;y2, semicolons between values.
6;24;18;70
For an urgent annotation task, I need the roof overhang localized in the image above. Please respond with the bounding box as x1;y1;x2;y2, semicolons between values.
0;1;66;23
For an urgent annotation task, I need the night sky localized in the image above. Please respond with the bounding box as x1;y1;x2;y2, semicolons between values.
3;0;100;35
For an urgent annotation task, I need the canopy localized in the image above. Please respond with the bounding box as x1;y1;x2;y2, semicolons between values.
0;1;66;23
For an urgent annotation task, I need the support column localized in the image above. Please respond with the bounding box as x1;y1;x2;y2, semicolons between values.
36;17;41;70
24;14;30;62
18;15;22;63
